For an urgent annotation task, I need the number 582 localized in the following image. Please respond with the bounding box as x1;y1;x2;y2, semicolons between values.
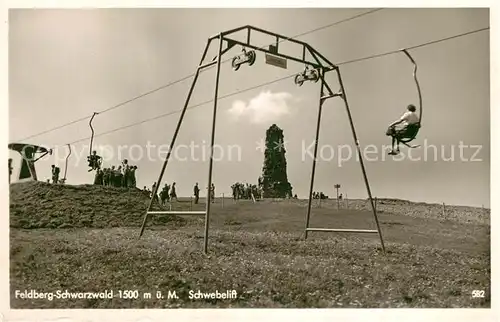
472;290;485;298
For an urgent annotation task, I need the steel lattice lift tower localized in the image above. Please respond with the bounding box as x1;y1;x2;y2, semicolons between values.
138;25;386;254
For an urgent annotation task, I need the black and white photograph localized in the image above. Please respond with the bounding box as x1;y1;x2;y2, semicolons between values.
3;3;494;319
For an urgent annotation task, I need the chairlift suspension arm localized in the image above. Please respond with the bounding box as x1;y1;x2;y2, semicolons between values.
89;112;98;155
402;49;423;125
63;144;72;180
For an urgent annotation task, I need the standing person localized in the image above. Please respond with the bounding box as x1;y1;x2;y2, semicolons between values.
159;183;169;206
109;166;116;187
51;165;60;184
170;182;178;202
128;165;137;188
115;166;123;187
231;184;237;201
193;182;200;204
121;159;130;187
151;182;157;196
102;168;109;186
165;183;171;202
151;182;159;202
210;183;215;203
94;168;104;185
8;158;12;184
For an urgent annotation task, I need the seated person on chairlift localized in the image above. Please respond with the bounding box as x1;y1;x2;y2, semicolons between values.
87;150;102;171
386;104;420;155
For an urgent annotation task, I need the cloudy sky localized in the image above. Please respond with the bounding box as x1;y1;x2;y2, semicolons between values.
8;8;490;207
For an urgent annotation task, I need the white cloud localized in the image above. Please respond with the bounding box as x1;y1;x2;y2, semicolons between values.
227;90;294;124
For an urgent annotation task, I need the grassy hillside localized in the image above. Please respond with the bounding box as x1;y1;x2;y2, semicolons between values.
342;197;489;225
9;181;184;229
9;181;490;308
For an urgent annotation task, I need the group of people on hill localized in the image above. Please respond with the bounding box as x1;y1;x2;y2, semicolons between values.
153;182;178;205
312;191;329;200
44;154;138;188
143;182;216;206
231;182;262;200
311;192;343;200
93;159;138;188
